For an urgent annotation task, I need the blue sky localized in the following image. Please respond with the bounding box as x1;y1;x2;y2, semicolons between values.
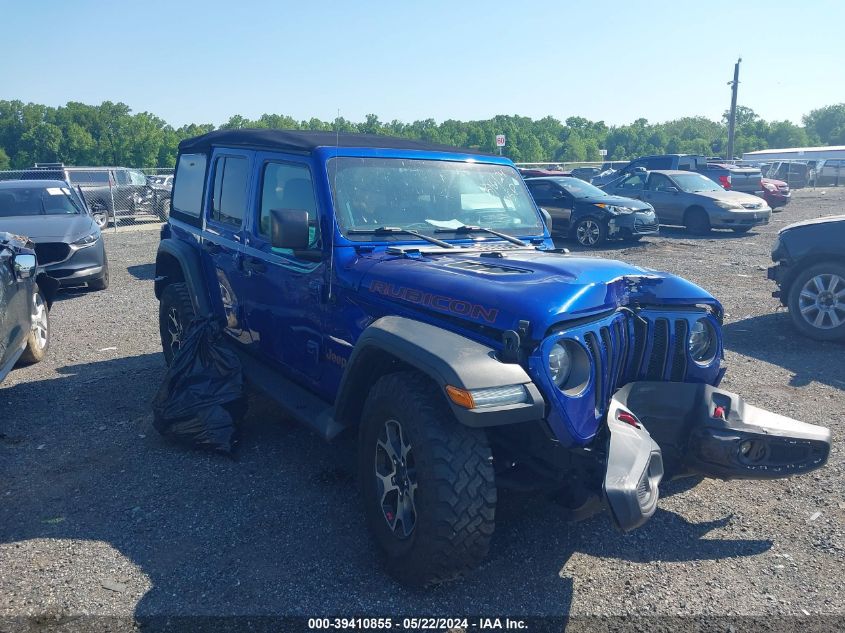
2;0;843;127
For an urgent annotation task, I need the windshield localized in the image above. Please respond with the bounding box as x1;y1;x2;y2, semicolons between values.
0;186;83;217
551;177;608;199
328;158;543;241
672;172;723;193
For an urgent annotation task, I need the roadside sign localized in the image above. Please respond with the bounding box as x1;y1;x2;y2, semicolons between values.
599;149;608;157
495;134;506;148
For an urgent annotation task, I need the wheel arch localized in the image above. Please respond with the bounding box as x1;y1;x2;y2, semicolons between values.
683;204;708;222
782;255;845;301
334;316;545;429
154;238;212;315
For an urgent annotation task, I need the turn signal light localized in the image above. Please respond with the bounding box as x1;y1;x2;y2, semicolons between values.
445;385;475;409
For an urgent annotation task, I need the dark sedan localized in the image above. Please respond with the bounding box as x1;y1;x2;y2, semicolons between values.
524;176;659;247
0;180;109;290
0;232;57;382
768;215;845;341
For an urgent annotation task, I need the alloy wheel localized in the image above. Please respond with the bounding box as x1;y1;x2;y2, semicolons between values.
375;418;418;538
576;220;601;246
798;273;845;329
31;292;48;350
166;306;184;355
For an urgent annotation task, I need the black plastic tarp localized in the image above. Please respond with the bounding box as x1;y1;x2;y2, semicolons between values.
152;317;246;454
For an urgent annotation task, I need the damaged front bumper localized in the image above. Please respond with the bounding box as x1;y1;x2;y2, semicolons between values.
603;381;831;532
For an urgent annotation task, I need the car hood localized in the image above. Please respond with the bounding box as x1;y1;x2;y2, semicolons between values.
356;247;720;337
686;189;766;205
780;214;845;234
0;215;96;242
574;194;651;210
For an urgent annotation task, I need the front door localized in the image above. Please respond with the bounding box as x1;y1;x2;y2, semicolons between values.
526;180;573;233
642;173;683;224
241;153;327;388
201;150;253;343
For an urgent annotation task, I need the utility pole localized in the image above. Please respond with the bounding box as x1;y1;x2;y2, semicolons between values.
726;57;741;161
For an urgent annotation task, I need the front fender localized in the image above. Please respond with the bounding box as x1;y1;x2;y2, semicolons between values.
336;316;545;428
155;238;212;315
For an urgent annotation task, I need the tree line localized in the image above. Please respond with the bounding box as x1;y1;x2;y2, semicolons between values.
1;99;844;170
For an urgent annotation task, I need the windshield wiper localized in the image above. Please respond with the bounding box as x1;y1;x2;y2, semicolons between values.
434;224;527;247
347;226;452;248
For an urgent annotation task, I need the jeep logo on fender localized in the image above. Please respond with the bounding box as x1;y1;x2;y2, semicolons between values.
368;280;499;324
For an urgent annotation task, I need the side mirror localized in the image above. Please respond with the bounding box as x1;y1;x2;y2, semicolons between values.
665;186;679;193
14;253;37;280
271;208;310;250
539;208;553;231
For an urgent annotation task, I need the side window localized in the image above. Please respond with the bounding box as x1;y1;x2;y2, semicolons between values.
526;181;556;199
648;174;673;191
115;170;130;185
129;170;147;186
646;157;674;170
172;153;207;218
210;156;249;227
619;174;645;190
258;162;319;247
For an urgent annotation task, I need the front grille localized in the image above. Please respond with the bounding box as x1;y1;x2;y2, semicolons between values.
580;312;691;416
34;242;70;265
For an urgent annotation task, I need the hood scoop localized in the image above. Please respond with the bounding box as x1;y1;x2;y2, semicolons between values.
445;260;530;275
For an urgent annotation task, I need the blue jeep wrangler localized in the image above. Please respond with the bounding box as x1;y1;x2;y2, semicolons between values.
154;130;830;586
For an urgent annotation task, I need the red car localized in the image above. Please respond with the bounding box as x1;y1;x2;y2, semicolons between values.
760;177;790;209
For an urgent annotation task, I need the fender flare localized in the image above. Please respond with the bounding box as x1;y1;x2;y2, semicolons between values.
154;238;212;315
335;316;545;428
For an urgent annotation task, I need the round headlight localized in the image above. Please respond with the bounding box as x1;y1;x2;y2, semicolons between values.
548;343;572;387
688;318;718;365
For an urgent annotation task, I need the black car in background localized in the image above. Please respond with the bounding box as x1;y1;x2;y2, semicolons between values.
0;180;109;290
524;176;659;247
768;214;845;341
0;233;56;382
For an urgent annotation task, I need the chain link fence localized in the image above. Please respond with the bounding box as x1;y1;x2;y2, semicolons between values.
0;165;174;234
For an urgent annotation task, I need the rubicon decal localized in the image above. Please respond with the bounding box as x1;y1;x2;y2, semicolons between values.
368;280;499;324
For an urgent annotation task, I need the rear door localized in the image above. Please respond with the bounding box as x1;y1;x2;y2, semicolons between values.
202;150;253;344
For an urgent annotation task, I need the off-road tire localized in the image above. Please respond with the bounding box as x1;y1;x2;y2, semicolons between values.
87;253;109;291
572;216;607;247
17;288;50;366
159;282;195;365
684;207;711;235
787;262;845;342
358;371;496;587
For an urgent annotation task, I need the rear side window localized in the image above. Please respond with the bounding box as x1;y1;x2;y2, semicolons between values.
68;170;110;185
645;157;673;169
172;153;207;218
210;156;249;227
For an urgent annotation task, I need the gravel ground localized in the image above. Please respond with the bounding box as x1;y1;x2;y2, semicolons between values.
0;188;843;628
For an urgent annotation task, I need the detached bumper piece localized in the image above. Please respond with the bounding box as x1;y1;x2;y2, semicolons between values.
602;381;830;532
613;381;831;480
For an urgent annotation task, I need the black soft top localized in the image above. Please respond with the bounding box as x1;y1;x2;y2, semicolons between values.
177;129;488;156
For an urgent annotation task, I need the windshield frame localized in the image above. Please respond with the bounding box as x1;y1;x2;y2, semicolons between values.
325;155;546;244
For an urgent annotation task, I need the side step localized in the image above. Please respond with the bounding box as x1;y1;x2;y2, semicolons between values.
231;345;347;441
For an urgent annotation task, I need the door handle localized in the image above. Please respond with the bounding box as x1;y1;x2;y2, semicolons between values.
244;257;267;274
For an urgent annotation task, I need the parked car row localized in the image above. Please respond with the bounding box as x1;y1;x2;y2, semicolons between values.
14;163;173;227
